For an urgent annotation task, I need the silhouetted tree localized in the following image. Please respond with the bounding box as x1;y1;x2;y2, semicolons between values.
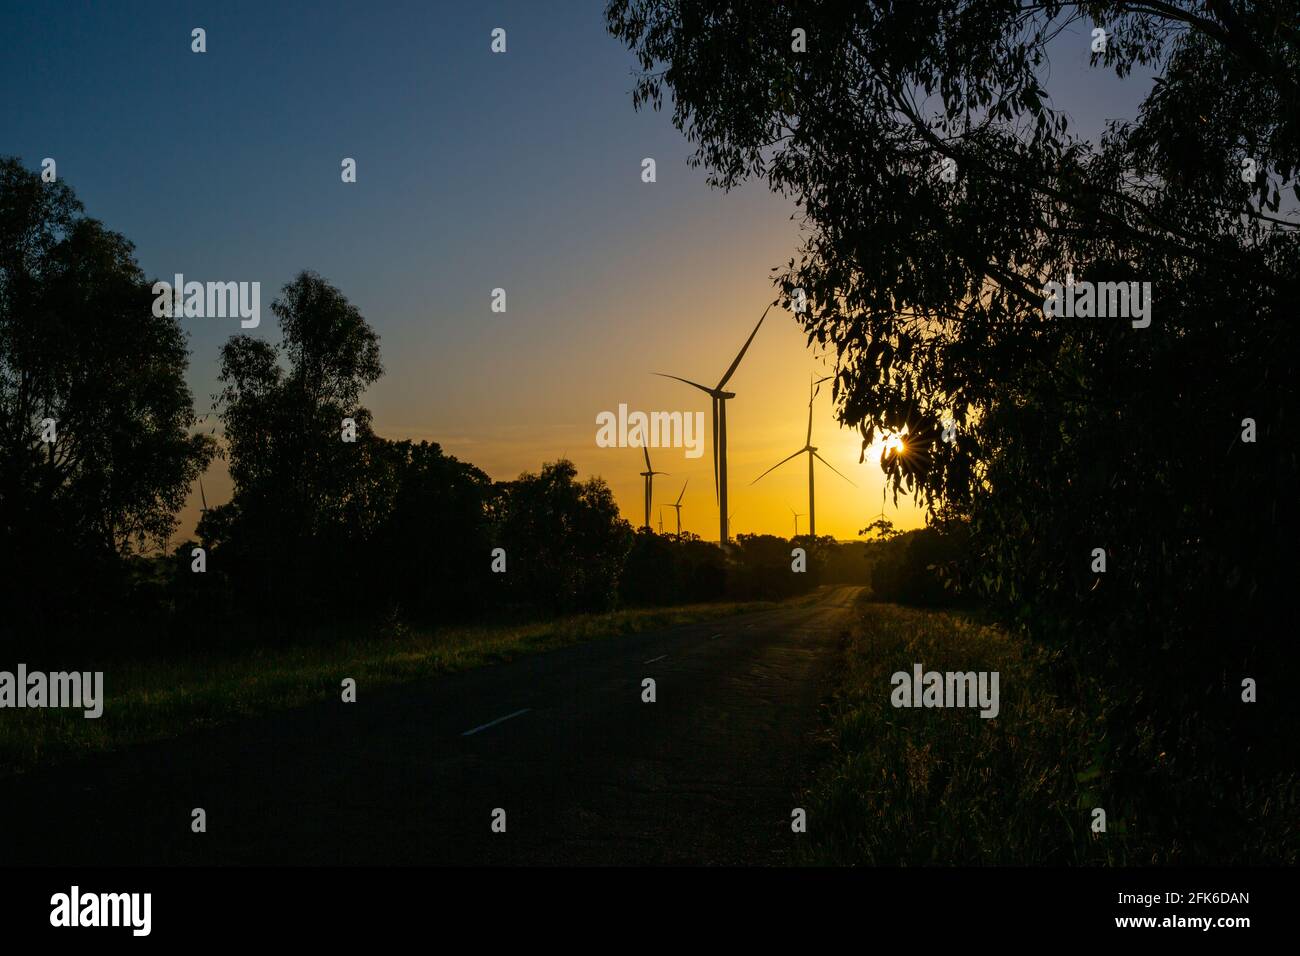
367;439;495;622
620;529;680;606
0;156;213;634
867;528;967;607
207;270;382;619
495;460;633;614
859;518;900;542
729;533;814;599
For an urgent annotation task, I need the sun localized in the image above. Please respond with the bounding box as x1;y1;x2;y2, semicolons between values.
863;429;907;465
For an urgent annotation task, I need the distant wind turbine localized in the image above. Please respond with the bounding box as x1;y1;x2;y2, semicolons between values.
639;445;667;530
752;374;855;537
667;480;688;537
790;506;805;538
655;305;771;545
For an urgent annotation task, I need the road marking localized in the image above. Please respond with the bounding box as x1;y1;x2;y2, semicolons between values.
461;708;532;737
643;654;667;663
709;633;722;640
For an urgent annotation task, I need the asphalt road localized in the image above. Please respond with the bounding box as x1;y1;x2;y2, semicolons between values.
3;586;862;866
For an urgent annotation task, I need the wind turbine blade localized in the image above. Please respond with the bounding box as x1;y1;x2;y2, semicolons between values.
812;450;857;486
717;305;771;389
807;374;833;445
750;448;805;485
199;477;208;512
643;444;651;471
653;372;715;396
676;479;688;505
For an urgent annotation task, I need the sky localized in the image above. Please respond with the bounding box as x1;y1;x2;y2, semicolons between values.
0;1;1152;543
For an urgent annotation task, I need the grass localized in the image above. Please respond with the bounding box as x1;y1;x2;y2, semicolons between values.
798;601;1110;865
0;598;790;777
799;601;1299;865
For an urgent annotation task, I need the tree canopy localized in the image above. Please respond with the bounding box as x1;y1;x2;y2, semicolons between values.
0;157;213;629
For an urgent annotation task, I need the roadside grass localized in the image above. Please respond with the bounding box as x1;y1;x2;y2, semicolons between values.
800;601;1300;865
799;602;1104;865
0;597;791;777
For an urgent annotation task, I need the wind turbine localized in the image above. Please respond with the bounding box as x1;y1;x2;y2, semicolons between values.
667;480;688;537
655;305;771;546
658;507;664;534
790;506;805;538
639;445;667;530
751;374;855;537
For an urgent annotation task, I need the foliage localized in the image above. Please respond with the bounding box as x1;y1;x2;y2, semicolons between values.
494;460;635;615
0;157;213;635
206;271;383;616
802;601;1296;865
866;527;968;607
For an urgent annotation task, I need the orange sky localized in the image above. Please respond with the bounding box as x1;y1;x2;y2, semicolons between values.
177;178;927;544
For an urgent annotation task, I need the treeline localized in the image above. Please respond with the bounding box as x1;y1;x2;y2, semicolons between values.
183;487;870;646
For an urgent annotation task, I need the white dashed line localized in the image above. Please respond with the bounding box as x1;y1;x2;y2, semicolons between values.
644;654;667;663
461;708;532;737
709;633;723;640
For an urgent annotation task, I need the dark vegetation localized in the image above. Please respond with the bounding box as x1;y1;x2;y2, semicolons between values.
607;0;1300;861
801;602;1295;865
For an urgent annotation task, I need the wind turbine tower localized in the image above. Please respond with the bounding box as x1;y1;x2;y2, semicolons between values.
667;480;688;537
655;305;770;545
639;445;667;530
752;374;855;537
